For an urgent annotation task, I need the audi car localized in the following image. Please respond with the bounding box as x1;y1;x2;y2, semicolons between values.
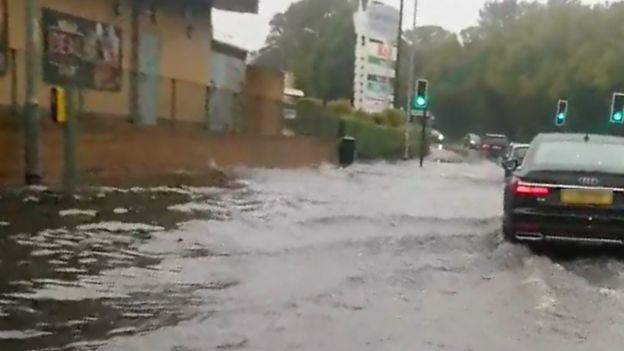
503;133;624;245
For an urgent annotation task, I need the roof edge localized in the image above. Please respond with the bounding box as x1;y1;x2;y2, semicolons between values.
213;0;259;14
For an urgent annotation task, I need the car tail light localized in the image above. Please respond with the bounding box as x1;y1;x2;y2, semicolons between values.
512;179;550;197
482;144;491;149
515;221;540;232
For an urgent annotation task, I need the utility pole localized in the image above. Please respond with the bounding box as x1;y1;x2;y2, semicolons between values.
63;85;78;193
403;0;418;160
392;0;404;108
24;0;41;185
420;108;427;167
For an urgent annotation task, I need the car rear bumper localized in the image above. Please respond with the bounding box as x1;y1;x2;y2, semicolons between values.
508;208;624;245
482;149;505;158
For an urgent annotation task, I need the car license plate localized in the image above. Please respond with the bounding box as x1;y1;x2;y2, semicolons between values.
561;189;613;206
492;146;502;150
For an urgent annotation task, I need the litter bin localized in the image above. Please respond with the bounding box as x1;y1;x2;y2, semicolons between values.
339;136;356;167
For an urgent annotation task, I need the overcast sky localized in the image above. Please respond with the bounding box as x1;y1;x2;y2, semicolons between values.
213;0;605;51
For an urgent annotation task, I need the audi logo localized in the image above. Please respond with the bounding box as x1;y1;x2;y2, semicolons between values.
578;177;600;186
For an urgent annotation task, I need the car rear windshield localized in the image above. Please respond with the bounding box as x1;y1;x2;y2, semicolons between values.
483;135;508;144
511;147;528;159
530;141;624;173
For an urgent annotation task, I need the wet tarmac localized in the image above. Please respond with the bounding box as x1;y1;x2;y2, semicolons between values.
3;151;624;350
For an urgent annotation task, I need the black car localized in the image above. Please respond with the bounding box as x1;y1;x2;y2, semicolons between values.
481;133;510;160
503;133;624;245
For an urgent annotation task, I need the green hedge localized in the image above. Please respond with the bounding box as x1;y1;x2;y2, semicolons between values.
285;100;425;160
342;117;425;160
283;100;340;140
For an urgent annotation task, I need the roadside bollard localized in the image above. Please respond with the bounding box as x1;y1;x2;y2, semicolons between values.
339;136;356;167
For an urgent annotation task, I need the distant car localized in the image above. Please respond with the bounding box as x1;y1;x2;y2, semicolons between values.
430;129;445;143
463;133;481;150
503;133;624;245
481;133;510;160
503;143;530;178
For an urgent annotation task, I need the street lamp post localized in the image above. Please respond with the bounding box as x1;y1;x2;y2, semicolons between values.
404;0;418;160
24;0;41;184
393;0;405;108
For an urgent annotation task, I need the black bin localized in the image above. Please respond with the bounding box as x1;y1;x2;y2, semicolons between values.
339;136;356;167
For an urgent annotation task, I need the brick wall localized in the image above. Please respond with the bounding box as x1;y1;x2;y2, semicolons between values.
0;115;338;186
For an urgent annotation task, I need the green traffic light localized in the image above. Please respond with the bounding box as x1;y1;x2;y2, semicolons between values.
415;96;427;107
557;113;565;121
613;111;623;123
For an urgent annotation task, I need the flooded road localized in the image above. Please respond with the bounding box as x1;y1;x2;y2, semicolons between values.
3;152;624;350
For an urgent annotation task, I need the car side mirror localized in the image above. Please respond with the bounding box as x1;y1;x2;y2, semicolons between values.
502;159;519;172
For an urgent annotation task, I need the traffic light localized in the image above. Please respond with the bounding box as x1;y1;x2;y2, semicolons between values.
412;79;429;111
555;99;568;127
611;93;624;124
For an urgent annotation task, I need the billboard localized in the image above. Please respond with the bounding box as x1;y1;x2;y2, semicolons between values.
367;74;393;93
366;2;400;42
353;1;399;113
0;0;8;76
42;8;122;91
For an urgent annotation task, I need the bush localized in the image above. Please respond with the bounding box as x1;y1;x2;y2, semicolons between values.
352;109;373;123
383;108;406;127
327;99;353;117
287;98;340;139
296;97;323;109
371;112;389;125
342;117;425;160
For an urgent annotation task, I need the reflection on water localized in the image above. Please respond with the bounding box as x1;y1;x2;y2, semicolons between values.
0;187;232;351
0;157;507;350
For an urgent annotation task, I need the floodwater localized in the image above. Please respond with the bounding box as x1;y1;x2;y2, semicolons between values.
3;150;624;350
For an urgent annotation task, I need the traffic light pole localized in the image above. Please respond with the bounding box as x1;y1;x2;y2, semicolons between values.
419;109;427;167
393;0;405;109
63;85;78;194
403;0;418;160
24;0;41;185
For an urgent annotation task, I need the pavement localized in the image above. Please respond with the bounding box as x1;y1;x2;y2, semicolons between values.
2;149;624;350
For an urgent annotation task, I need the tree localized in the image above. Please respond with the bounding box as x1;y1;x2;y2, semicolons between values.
253;0;356;101
257;0;624;140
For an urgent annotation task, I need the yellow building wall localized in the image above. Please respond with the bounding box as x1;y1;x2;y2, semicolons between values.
1;0;25;109
3;0;133;116
1;0;212;122
244;66;284;136
0;52;11;108
138;2;211;123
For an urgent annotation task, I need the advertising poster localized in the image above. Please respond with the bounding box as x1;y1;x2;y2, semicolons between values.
42;8;122;91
